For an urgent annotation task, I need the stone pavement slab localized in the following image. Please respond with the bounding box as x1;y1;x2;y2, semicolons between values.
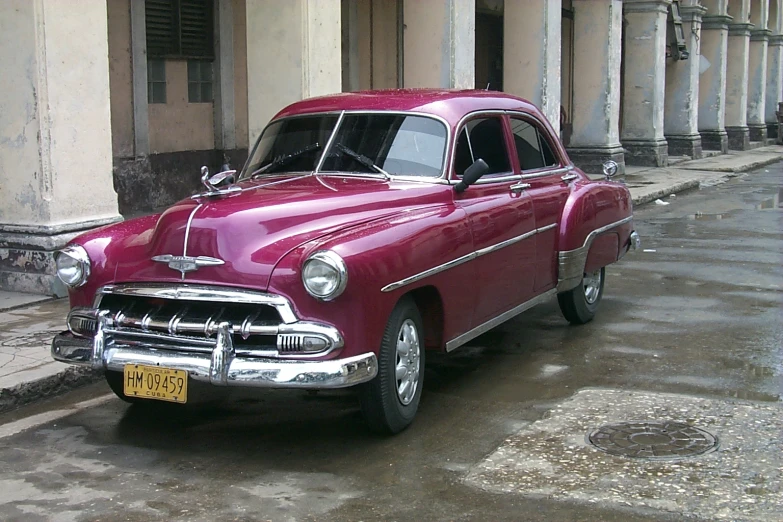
465;388;782;522
0;291;52;312
0;299;98;413
675;145;783;173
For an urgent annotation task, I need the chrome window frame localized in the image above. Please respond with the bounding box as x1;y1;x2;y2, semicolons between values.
239;110;453;184
506;110;573;181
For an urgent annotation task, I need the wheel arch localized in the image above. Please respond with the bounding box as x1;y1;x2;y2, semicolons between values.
402;285;444;351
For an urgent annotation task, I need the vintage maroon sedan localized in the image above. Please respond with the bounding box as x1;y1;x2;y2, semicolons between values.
52;89;639;434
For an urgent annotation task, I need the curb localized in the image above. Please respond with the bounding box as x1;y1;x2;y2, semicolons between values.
679;155;783;173
632;179;702;207
0;366;103;415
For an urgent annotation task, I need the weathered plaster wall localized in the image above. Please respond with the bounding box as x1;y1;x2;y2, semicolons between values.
148;61;215;153
504;0;562;134
107;0;134;158
403;0;475;89
0;0;119;227
246;0;342;145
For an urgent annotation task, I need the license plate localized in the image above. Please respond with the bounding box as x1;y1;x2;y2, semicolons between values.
123;364;188;403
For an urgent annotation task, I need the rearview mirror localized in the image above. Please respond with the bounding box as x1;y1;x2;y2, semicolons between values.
454;159;490;193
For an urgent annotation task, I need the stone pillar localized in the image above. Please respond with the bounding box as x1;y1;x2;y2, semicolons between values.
504;0;562;135
698;2;730;153
567;0;625;175
747;1;770;142
767;32;783;139
664;2;707;158
0;0;121;295
402;0;475;89
621;0;670;167
725;0;752;150
246;0;342;144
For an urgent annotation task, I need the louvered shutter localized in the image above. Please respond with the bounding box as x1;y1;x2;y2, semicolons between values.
146;0;177;58
180;0;214;59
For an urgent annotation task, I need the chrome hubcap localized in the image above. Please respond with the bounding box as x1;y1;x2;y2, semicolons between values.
395;319;421;406
583;269;602;304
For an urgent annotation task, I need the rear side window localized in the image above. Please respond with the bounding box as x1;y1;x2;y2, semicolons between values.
510;118;559;171
453;117;511;176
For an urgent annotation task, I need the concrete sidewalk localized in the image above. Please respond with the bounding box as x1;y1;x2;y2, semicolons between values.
1;145;782;413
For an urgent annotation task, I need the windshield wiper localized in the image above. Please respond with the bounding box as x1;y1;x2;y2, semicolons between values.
250;142;321;178
334;143;390;180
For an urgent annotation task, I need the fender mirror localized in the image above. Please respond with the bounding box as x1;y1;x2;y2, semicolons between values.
454;159;490;193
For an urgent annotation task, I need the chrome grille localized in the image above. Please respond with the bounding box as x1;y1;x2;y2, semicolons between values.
97;294;282;354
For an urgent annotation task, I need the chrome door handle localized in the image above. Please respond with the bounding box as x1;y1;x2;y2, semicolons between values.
561;173;579;183
510;182;531;192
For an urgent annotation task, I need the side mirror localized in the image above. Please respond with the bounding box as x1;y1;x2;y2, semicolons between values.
454;159;490;193
602;160;619;180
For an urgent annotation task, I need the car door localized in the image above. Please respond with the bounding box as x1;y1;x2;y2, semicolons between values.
452;113;538;326
508;115;572;292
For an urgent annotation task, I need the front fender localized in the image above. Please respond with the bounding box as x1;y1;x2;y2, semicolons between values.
267;205;474;359
556;179;634;292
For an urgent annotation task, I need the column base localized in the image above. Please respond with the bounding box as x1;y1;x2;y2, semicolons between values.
748;124;768;143
0;217;122;297
664;134;703;159
766;123;778;140
622;139;669;167
566;145;626;176
726;126;751;150
699;130;729;153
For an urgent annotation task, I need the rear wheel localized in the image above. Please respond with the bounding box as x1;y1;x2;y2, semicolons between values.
558;267;605;325
359;297;425;435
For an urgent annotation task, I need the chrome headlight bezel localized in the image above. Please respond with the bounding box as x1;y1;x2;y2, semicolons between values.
301;250;348;301
55;245;91;288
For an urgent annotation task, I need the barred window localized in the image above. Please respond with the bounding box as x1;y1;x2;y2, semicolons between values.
147;60;167;104
146;0;214;60
188;60;213;103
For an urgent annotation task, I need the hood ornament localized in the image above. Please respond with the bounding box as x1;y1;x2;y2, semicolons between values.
152;254;225;279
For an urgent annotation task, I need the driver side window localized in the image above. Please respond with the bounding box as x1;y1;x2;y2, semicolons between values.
454;117;511;176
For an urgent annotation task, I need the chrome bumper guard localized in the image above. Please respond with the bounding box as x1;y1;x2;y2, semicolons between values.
52;327;378;389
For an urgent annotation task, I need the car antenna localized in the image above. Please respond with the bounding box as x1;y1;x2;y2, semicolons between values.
486;83;490;90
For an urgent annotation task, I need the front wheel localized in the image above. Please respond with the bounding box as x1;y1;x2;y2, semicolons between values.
558;267;605;325
359;297;425;435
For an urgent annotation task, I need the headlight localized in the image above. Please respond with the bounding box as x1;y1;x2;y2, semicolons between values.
55;245;91;288
302;250;347;301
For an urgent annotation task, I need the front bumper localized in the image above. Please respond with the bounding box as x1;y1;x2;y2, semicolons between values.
52;331;378;389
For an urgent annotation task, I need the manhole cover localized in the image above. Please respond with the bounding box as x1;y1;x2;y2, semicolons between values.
588;421;719;460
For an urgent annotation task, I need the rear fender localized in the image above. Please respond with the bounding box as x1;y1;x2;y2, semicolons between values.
556;179;633;292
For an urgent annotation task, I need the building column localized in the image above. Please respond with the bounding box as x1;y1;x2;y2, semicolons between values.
503;0;562;135
214;0;237;155
698;3;730;153
725;1;752;150
0;0;121;296
747;1;770;142
567;0;625;175
246;0;342;144
621;0;670;167
664;2;707;158
767;33;783;139
402;0;475;89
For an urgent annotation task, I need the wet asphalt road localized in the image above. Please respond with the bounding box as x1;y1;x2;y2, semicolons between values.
0;166;781;522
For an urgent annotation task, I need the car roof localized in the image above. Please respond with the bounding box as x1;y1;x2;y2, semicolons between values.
271;89;547;128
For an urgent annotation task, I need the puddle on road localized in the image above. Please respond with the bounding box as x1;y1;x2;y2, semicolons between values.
755;189;783;210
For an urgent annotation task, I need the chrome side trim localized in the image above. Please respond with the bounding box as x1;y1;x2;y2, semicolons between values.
556;216;634;293
519;166;573;180
445;289;557;352
95;284;298;324
381;224;556;293
52;332;378;389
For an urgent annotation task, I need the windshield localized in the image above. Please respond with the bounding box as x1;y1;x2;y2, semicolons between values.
241;113;448;179
241;115;339;178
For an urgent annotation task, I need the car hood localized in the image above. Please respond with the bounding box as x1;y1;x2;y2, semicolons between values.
108;175;450;290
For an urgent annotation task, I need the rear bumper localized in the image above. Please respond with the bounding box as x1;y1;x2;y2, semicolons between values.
52;331;377;389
